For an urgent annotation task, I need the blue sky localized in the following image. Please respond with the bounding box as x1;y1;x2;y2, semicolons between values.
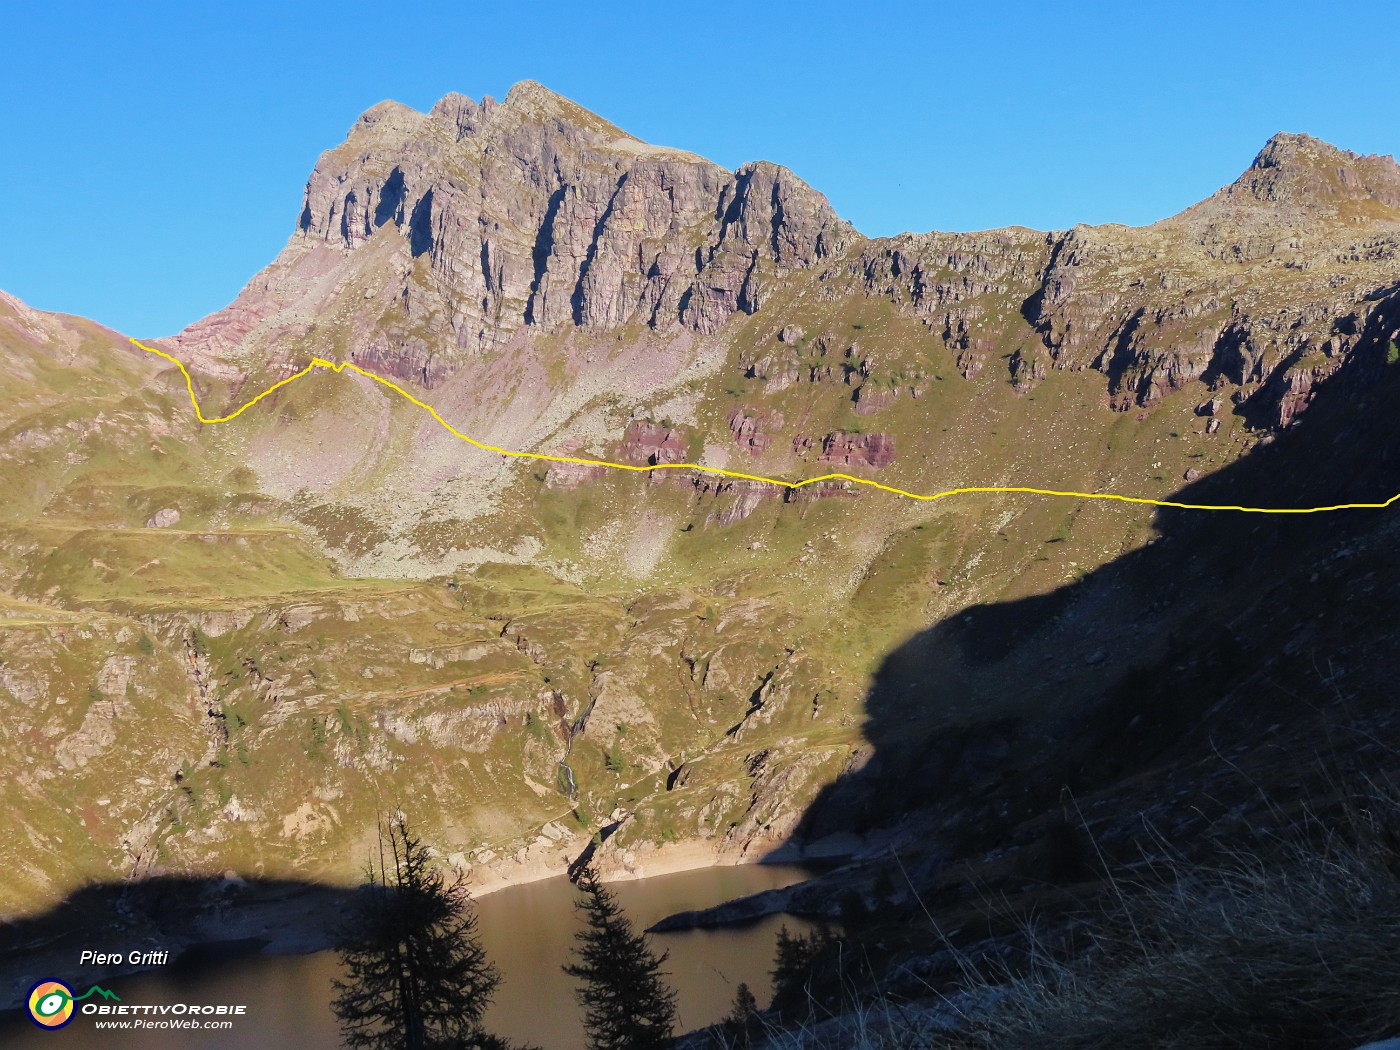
3;1;1397;337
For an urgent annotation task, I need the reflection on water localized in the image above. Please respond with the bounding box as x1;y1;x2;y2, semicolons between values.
1;863;814;1050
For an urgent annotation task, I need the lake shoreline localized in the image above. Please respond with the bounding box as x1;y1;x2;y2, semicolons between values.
2;860;826;1049
468;831;798;896
0;833;833;1014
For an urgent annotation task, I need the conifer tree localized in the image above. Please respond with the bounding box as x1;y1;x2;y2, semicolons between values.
332;814;503;1050
563;860;678;1050
721;982;761;1047
769;924;842;1019
768;925;810;1017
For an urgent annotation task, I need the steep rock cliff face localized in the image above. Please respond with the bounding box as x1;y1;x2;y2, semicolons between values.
173;81;854;382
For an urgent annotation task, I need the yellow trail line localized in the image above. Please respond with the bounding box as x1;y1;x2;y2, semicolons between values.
132;338;1400;516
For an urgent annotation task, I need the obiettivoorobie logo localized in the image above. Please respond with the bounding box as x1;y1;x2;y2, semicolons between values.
26;980;119;1030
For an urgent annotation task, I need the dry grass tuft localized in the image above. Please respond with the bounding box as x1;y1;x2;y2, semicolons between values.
722;796;1400;1050
964;800;1400;1050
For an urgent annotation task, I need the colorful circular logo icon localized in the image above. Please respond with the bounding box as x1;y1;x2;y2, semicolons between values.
27;980;76;1029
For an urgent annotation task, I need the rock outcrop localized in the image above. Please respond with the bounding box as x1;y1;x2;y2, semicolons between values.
617;421;686;466
728;408;785;454
791;432;896;469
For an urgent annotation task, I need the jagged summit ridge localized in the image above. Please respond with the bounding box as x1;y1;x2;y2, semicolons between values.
419;82;663;152
182;80;854;374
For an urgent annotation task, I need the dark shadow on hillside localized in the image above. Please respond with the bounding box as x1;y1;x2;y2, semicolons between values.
0;876;358;1014
743;286;1400;930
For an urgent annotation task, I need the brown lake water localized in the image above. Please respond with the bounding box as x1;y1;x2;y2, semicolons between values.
1;864;815;1049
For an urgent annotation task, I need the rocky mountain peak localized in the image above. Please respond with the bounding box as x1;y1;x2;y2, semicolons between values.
1160;131;1400;231
178;82;857;376
502;78;572;110
500;80;625;136
1155;131;1400;256
1253;130;1340;168
1233;131;1400;209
